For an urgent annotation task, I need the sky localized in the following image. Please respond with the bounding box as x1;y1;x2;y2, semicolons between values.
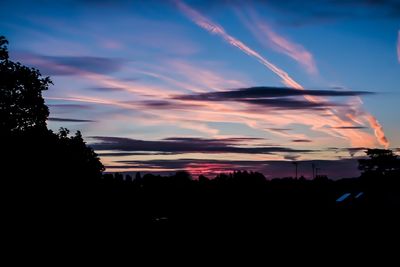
1;0;399;178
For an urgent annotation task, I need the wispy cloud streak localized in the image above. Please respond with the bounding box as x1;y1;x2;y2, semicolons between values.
398;30;400;63
175;0;302;89
236;8;317;74
48;117;95;122
366;114;389;148
16;52;124;75
260;26;317;74
175;0;389;148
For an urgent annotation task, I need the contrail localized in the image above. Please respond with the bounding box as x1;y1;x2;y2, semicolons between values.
175;0;302;89
366;114;389;148
175;0;389;148
398;30;400;63
235;7;317;75
259;26;317;74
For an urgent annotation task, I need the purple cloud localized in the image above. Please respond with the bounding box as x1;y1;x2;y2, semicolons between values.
48;117;96;122
332;126;367;129
173;86;371;110
291;139;312;143
90;136;314;154
15;52;125;75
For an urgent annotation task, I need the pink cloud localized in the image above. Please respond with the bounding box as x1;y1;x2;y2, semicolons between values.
365;114;389;148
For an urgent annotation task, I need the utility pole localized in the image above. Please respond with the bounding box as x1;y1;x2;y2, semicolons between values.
312;163;315;179
292;161;298;179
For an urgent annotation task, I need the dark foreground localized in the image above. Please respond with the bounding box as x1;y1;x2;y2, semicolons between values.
3;172;399;263
5;171;399;228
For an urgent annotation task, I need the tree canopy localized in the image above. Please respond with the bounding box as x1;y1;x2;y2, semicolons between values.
0;36;51;133
1;36;104;182
358;148;400;177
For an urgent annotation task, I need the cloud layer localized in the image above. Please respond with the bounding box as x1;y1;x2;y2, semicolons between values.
174;86;373;110
175;86;373;99
48;117;96;122
175;1;389;148
91;136;314;155
15;52;125;76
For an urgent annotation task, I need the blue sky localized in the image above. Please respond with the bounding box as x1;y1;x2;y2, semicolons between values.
1;0;399;178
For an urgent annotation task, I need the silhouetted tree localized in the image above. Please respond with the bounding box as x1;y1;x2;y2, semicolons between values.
358;149;400;177
174;170;192;181
1;36;104;185
0;36;8;60
55;128;104;179
0;36;51;133
357;149;400;210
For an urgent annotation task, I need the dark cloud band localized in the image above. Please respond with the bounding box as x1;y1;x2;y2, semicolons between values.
90;136;314;154
173;86;373;110
15;52;125;75
48;117;96;122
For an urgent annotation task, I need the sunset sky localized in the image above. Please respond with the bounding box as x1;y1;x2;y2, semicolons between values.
1;0;399;178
